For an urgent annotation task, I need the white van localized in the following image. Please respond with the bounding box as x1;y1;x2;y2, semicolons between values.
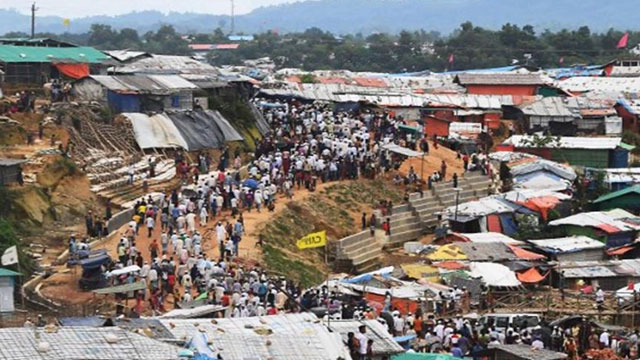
478;313;541;333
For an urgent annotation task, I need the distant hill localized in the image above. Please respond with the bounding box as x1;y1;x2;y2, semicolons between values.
1;0;638;35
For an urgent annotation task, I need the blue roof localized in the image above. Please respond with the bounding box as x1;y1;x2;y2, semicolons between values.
616;99;638;115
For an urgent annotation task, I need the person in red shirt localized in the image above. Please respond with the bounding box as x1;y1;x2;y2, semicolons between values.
267;306;277;315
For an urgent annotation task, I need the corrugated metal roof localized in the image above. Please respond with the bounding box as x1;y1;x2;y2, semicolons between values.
0;45;109;63
549;209;640;232
557;76;640;96
594;185;640;204
504;135;623;150
105;50;149;62
529;236;605;253
326;319;403;356
557;259;640;279
456;232;523;245
159;313;350;360
519;97;577;117
455;73;547;85
110;54;219;75
86;75;198;94
0;326;181;360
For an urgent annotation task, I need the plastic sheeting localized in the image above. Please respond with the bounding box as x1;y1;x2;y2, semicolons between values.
124;111;243;151
125;112;189;149
517;267;548;283
469;262;521;287
170;111;226;151
55;63;90;79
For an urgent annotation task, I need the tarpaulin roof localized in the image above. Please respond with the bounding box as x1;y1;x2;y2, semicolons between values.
489;151;538;163
159;313;350;360
503;135;628;150
508;244;546;260
0;326;181;360
509;158;576;181
455;242;519;262
124;112;189;150
432;261;467;270
529;236;605;254
106;265;141;278
556;259;640;279
519;96;578;117
0;44;110;63
382;143;424;157
124;110;243;151
400;263;439;282
454;232;523;245
469;262;521;287
607;244;635;256
517;267;548;283
549;209;640;233
93;280;147;294
426;244;468;261
85;75;198;94
158;304;226;319
513;172;572;192
455;73;547;85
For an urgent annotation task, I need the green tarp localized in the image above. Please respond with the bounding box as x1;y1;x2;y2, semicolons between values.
93;281;146;294
0;45;110;63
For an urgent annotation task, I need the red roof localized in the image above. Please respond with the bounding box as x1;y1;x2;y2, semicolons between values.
607;245;635;256
508;245;546;260
596;223;622;234
353;77;387;87
517;267;548;283
433;261;467;270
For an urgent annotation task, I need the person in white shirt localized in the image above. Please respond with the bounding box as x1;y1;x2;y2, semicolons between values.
600;330;610;348
354;325;368;359
531;336;544;350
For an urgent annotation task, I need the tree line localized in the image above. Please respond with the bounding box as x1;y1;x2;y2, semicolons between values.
3;22;640;72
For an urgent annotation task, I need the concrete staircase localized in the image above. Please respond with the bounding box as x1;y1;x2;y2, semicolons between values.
411;171;492;231
333;172;493;274
334;230;383;274
377;204;424;249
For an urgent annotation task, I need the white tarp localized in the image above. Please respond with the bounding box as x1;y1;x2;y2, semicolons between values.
457;232;523;245
106;265;141;278
469;262;521;287
616;282;640;302
124;112;189;150
513;172;571;191
529;236;605;253
510;159;577;181
504;135;623;150
382;143;424;157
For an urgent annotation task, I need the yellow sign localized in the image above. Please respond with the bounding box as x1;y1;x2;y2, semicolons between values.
296;231;326;250
62;18;71;27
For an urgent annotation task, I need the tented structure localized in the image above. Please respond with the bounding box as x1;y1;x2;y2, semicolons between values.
123;110;243;151
159;313;351;360
469;262;521;287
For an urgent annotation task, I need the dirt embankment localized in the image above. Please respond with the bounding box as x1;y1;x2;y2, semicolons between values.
258;179;404;287
399;143;465;181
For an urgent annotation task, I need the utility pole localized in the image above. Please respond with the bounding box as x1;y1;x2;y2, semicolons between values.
230;0;235;35
30;2;38;38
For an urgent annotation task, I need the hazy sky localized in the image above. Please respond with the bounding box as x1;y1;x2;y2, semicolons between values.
3;0;302;18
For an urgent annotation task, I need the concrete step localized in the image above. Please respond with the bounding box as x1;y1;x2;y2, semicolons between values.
340;237;378;256
391;221;423;235
421;217;438;228
408;192;437;202
338;231;372;248
351;245;383;265
412;199;441;210
388;213;422;226
386;228;423;246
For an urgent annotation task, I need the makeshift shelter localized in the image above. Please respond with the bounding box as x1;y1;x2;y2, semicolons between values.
501;135;634;168
158;313;351;360
454;73;547;96
516;267;548;284
508;157;576;191
518;96;579;131
440;232;524;246
469;262;521;287
0;158;25;185
78;254;111;290
0;44;110;84
502;189;572;221
0;326;181;360
158;304;226;319
0;268;20;312
593;185;640;211
549;209;640;247
554;259;640;290
123;110;243;151
73;75;198;113
327;319;404;359
528;236;606;262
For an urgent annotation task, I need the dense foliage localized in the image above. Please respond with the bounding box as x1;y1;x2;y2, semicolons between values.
4;22;640;72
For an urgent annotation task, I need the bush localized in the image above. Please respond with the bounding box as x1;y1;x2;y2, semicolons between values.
0;218;34;274
51;157;78;176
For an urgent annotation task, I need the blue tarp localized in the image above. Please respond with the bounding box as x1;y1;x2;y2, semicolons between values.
79;254;111;270
107;90;140;113
188;332;217;359
243;178;259;189
499;214;519;236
